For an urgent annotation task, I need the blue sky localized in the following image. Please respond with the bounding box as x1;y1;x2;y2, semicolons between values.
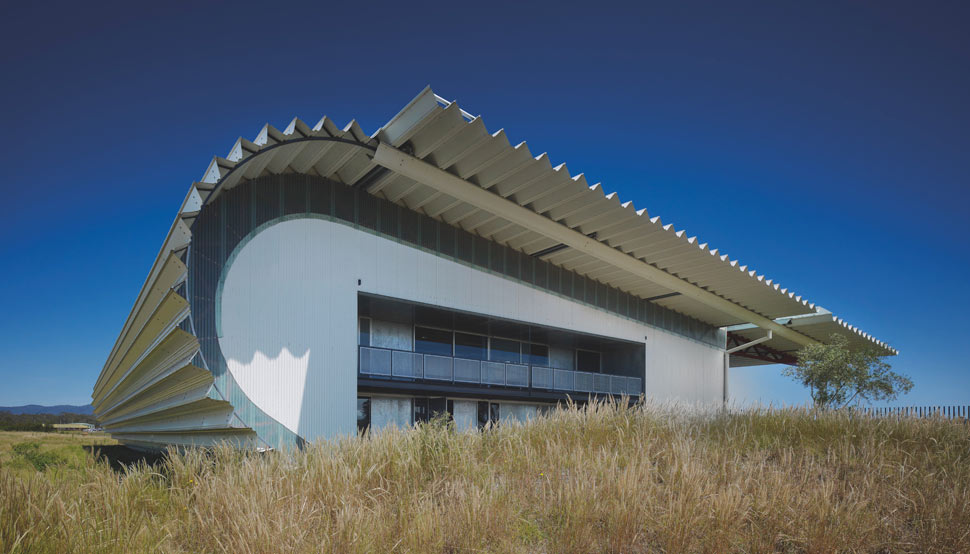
0;1;967;407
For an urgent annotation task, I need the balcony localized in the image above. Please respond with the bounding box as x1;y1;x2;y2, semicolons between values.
359;346;642;397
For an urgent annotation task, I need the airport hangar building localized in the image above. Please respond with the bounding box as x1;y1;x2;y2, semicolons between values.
91;88;896;451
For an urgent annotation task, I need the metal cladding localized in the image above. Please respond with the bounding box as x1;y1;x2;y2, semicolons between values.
92;86;896;449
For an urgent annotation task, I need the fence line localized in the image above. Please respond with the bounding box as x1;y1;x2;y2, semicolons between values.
862;405;969;420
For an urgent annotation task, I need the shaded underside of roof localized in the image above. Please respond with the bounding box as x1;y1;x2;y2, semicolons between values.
728;311;897;367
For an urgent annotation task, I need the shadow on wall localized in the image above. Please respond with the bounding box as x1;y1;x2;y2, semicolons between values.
218;218;356;441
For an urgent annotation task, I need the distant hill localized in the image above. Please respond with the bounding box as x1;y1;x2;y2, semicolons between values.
0;404;94;415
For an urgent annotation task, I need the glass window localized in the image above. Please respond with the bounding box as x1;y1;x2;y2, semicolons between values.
490;337;521;363
356;397;371;434
415;326;452;356
358;318;370;347
576;350;601;373
429;397;448;420
413;397;430;423
478;401;499;429
455;332;487;360
525;343;549;366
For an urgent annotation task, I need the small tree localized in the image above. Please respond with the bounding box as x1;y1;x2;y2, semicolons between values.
783;333;912;409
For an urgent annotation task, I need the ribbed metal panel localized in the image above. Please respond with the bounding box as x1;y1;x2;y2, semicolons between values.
99;364;212;424
94;329;199;416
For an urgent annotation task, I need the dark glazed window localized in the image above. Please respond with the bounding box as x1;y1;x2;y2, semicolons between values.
525;343;549;366
429;397;448;420
490;338;521;363
357;397;371;434
413;398;430;423
477;401;499;429
414;326;452;356
358;318;370;346
455;332;487;360
576;350;601;373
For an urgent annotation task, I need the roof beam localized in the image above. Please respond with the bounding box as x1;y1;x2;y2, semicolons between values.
373;143;819;348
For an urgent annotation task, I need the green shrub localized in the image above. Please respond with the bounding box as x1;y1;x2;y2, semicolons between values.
11;441;65;471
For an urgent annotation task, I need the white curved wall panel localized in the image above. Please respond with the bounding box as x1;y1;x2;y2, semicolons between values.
219;218;725;442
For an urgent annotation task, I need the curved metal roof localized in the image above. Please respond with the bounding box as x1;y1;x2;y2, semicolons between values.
183;86;891;351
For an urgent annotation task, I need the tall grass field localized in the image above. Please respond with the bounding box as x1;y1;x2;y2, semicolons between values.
2;402;968;553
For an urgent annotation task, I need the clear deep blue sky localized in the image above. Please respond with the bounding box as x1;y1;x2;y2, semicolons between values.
1;1;967;407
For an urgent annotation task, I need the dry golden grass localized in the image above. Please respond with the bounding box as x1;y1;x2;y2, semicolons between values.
1;402;968;553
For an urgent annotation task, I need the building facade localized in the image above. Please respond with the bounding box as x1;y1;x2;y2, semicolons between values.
91;88;895;451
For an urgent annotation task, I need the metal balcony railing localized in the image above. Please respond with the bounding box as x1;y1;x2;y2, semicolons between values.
358;346;642;396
